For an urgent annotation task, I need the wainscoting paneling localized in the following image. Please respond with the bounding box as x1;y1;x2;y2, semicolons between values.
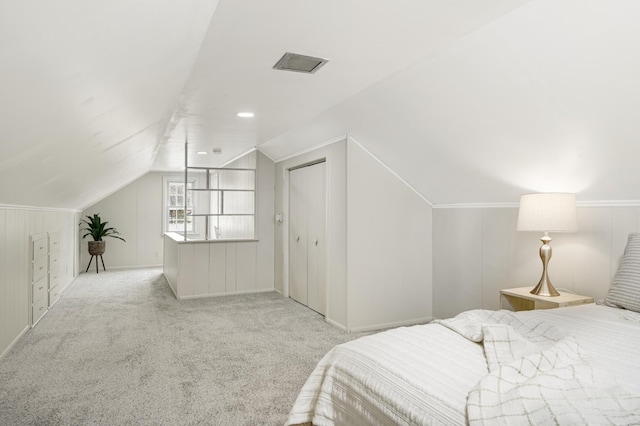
81;172;164;270
433;205;640;319
209;244;226;294
162;237;271;299
236;242;257;292
225;243;237;293
193;244;210;295
0;206;77;359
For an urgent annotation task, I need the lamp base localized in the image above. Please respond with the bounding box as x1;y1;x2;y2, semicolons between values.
530;233;560;297
530;279;560;297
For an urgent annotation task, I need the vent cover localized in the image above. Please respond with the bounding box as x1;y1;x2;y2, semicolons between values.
273;52;329;74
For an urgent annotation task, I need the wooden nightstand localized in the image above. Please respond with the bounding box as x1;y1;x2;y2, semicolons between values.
500;287;594;311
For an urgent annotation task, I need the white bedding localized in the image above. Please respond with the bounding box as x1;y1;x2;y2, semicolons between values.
519;304;640;394
285;304;640;425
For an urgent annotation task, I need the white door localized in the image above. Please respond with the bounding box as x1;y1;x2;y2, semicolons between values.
289;166;309;306
289;162;326;315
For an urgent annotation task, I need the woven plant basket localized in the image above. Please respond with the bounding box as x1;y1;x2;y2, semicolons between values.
88;240;106;256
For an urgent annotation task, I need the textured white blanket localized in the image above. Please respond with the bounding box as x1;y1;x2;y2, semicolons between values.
438;310;640;425
285;323;488;425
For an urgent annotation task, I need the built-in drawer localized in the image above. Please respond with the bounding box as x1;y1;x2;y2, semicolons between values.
49;231;60;253
32;256;48;282
32;238;47;260
32;296;48;325
49;263;61;289
32;276;48;303
49;285;60;308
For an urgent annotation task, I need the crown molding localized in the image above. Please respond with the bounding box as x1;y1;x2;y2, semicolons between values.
433;200;640;209
0;204;82;213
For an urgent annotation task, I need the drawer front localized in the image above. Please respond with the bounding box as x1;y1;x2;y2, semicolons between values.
32;277;48;303
49;263;61;288
32;238;47;260
49;285;61;308
49;232;61;253
32;296;48;325
49;255;60;285
32;256;48;282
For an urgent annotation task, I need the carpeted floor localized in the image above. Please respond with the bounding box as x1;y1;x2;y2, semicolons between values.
0;268;364;425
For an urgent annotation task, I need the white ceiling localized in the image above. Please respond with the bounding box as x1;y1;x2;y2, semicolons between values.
3;0;640;209
152;0;532;170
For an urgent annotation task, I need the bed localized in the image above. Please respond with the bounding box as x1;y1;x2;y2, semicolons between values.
286;234;640;425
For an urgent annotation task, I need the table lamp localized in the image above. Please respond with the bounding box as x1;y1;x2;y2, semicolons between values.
516;193;577;297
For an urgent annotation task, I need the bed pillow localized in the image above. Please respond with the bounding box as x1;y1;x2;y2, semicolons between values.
604;233;640;312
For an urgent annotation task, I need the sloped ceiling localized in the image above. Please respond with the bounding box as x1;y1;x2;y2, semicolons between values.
0;0;219;210
3;0;639;210
261;0;640;204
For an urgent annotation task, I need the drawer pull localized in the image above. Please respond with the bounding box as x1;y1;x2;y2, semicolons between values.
39;307;43;311
39;267;43;270
39;286;43;290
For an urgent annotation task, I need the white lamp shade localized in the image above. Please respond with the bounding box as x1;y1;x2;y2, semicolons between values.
517;193;578;232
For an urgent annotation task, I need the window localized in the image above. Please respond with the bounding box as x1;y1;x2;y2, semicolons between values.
208;169;255;239
162;168;255;240
163;177;196;234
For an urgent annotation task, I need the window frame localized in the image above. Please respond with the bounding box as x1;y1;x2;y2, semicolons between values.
162;175;200;235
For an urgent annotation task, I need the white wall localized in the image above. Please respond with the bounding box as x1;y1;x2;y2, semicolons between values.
274;137;433;331
274;139;348;328
432;205;640;319
347;141;432;331
255;151;276;289
0;206;78;358
81;172;164;270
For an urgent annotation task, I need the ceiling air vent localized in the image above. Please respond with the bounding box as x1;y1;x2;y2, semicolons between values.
273;52;329;74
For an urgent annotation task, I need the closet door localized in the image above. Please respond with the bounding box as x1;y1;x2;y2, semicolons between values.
289;167;309;305
306;162;326;315
288;162;326;315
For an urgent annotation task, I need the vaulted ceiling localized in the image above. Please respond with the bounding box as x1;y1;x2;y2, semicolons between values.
3;0;640;210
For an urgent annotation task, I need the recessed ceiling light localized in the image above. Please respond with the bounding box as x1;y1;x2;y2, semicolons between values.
196;151;208;155
237;112;255;118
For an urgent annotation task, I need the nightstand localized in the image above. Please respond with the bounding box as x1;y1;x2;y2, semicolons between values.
500;287;594;311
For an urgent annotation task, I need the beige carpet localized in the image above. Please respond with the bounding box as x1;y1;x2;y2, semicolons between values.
0;268;364;425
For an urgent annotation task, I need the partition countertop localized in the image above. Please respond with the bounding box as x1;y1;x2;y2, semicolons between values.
164;232;258;244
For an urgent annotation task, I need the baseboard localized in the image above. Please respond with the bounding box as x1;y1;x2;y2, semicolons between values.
273;288;283;296
81;264;163;272
325;317;347;331
348;316;433;333
163;273;179;299
177;288;275;300
0;325;30;361
58;277;74;295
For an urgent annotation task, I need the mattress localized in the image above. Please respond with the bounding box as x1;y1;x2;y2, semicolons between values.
286;304;640;425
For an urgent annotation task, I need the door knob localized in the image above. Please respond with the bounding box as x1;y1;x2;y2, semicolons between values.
296;235;300;242
315;239;318;246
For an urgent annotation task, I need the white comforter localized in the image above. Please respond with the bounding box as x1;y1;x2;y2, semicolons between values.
438;310;640;425
285;305;640;426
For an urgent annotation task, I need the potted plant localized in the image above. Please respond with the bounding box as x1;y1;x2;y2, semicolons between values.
80;213;125;271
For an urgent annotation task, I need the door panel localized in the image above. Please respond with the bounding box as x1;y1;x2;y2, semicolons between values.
289;167;308;305
306;162;326;315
